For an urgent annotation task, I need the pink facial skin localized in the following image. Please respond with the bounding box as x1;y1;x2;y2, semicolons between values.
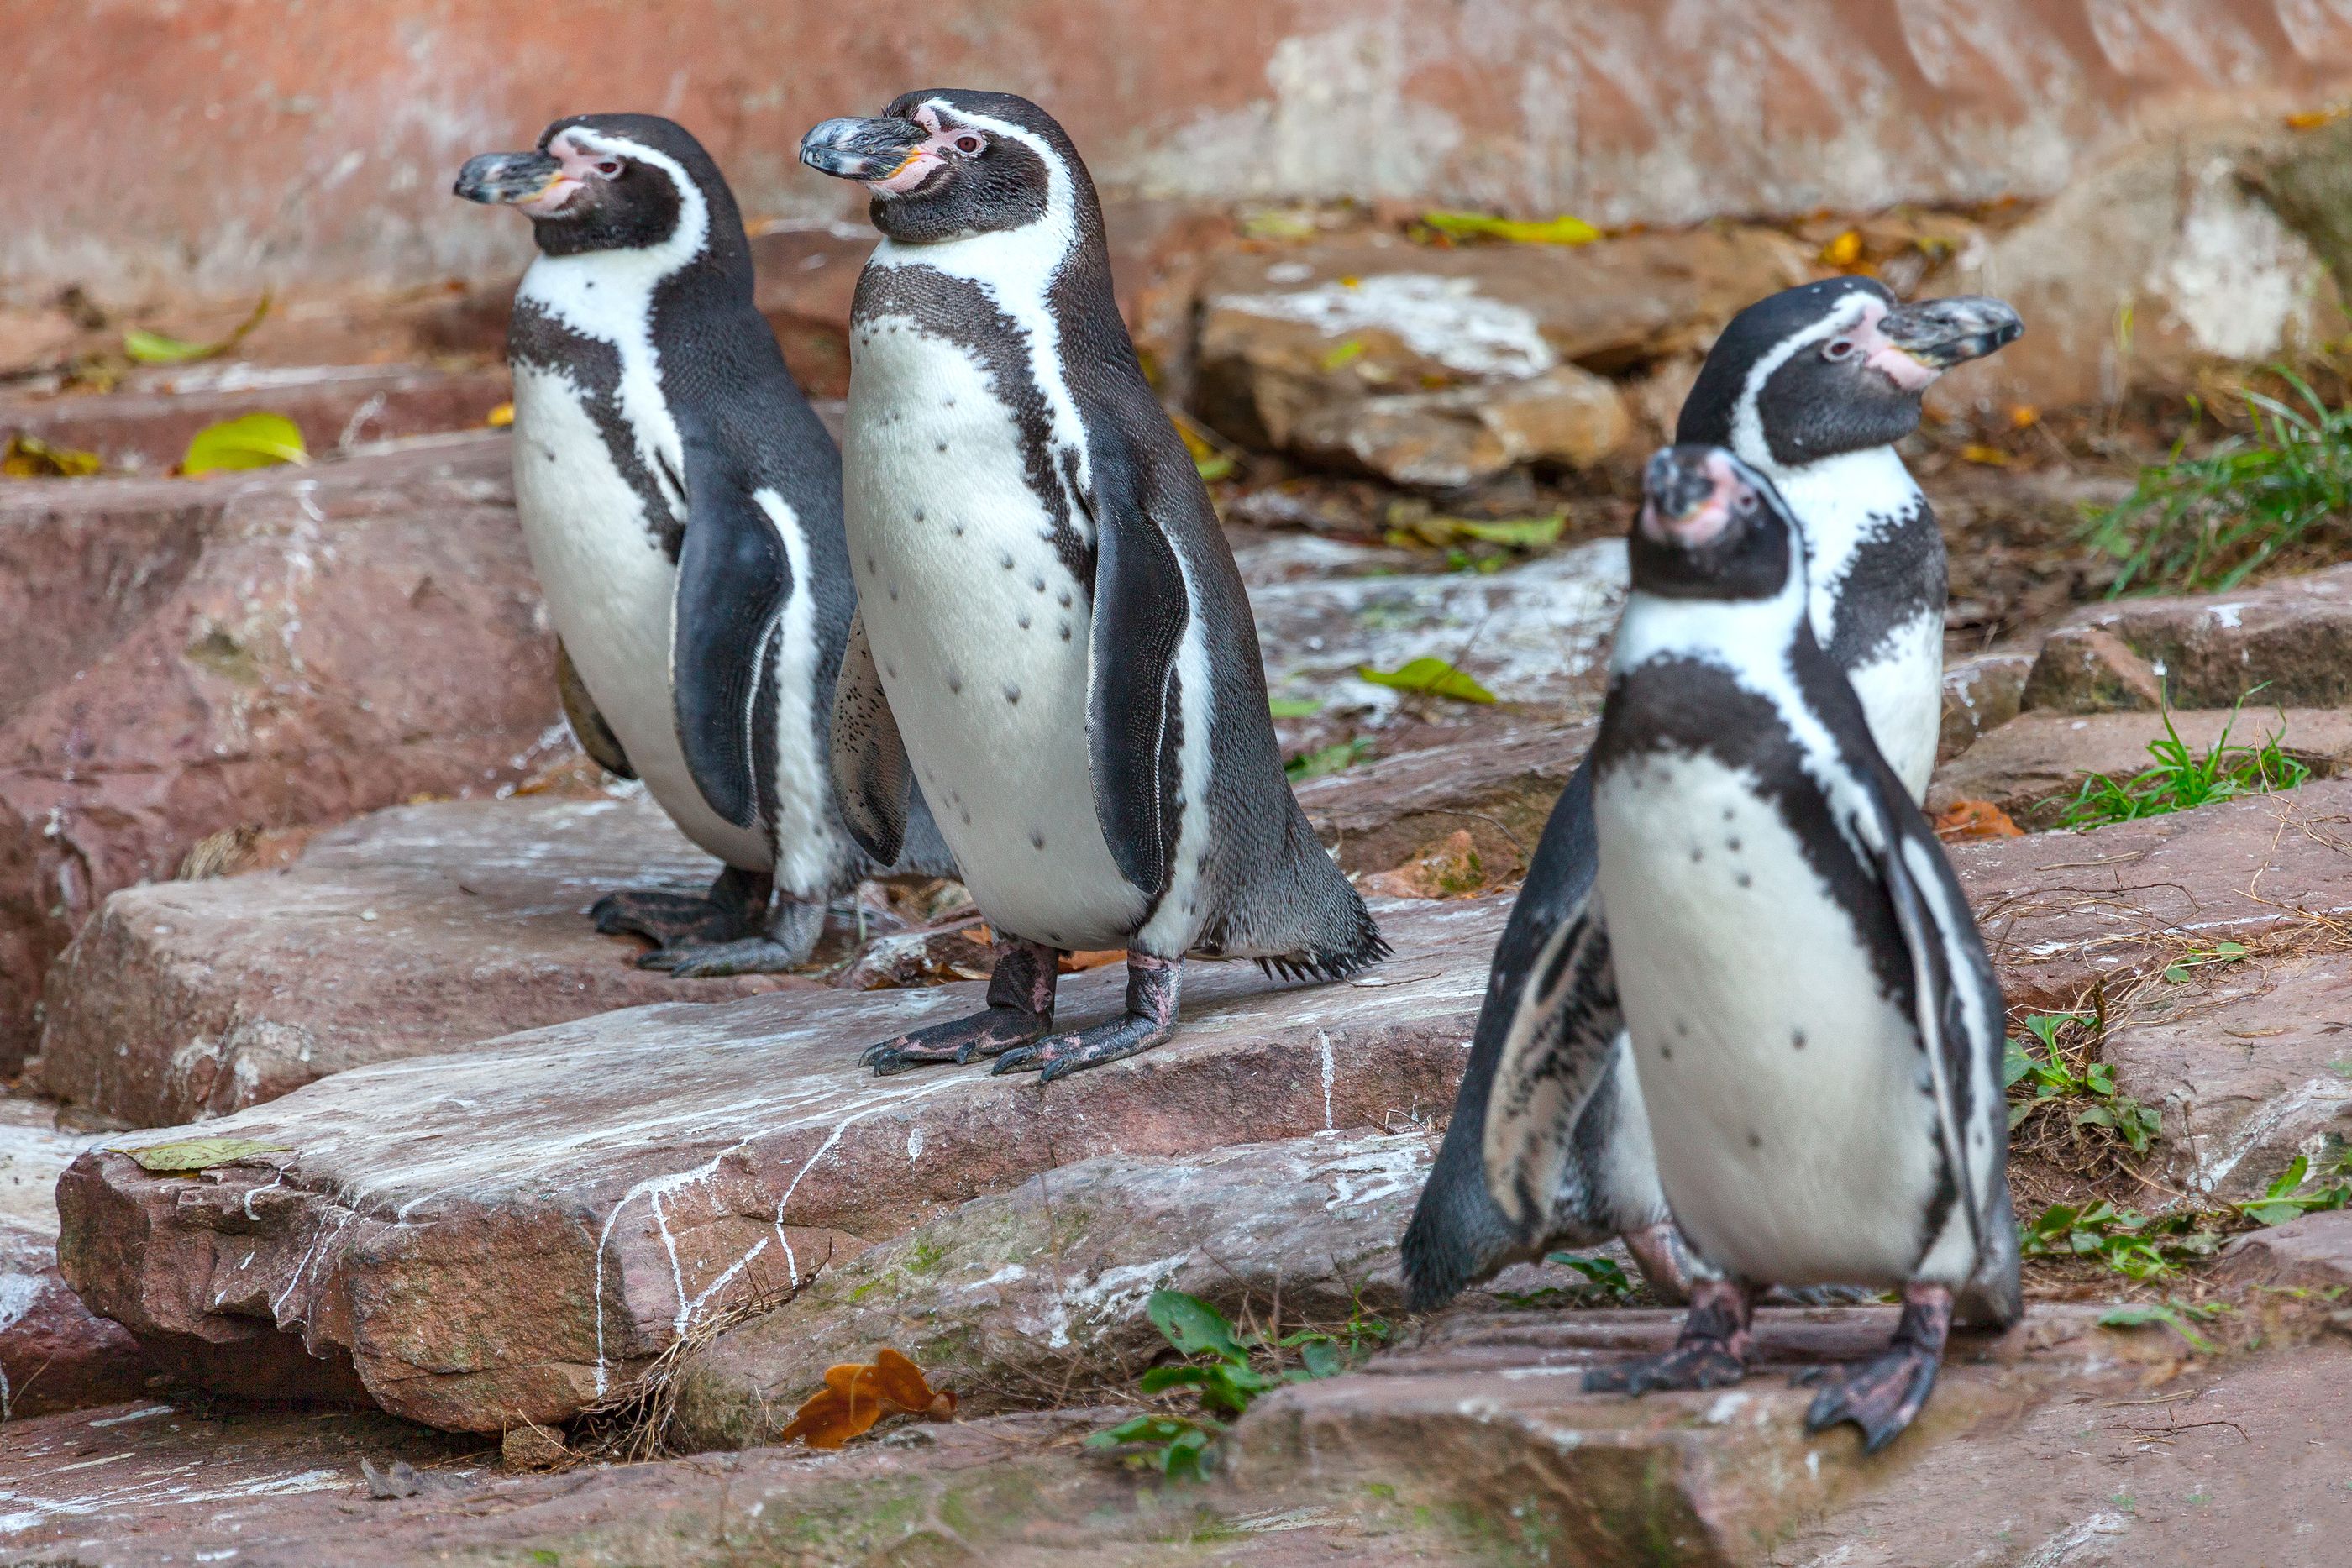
514;131;622;218
1641;453;1751;548
864;106;989;197
1831;299;1943;393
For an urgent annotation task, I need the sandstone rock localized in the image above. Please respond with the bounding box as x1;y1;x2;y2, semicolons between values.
0;1399;1467;1566
2020;625;2165;713
0;364;511;475
1226;1305;2166;1563
1927;708;2352;826
0;1117;92;1233
1939;123;2348;415
1195;229;1808;483
0;433;562;1068
1286;362;1631;489
32;794;813;1128
2213;1210;2352;1290
1;1217;151;1419
1776;1334;2352;1567
1938;651;2033;763
1253;543;1626;727
1951;779;2352;1009
2033;562;2352;711
670;1128;1434;1450
1295;721;1588;880
2101;948;2352;1203
55;896;1503;1432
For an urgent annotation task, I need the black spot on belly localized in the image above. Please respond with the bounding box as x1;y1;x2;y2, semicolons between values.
1688;847;1703;863
1792;1030;1806;1050
953;523;965;537
1726;837;1741;852
1017;611;1032;629
1747;1130;1762;1150
915;510;927;522
1059;622;1072;641
1659;1044;1673;1061
1056;589;1072;607
947;669;963;694
1031;575;1045;593
1004;683;1021;705
887;584;900;601
1735;872;1751;888
1030;829;1046;849
936;441;948;453
999;550;1015;569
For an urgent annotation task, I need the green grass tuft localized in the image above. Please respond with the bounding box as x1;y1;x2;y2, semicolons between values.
2087;372;2352;596
2058;696;2309;831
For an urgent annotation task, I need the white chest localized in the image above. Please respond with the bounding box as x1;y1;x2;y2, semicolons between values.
1592;749;1944;1286
843;309;1143;950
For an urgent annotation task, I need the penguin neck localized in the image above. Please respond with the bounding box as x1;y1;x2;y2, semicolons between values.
1731;440;1923;640
866;128;1116;506
1611;562;1809;692
517;160;720;351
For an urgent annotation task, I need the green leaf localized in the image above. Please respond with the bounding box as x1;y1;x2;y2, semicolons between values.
183;412;308;475
1451;514;1566;548
2003;1040;2035;1089
1194;453;1235;482
1285;737;1373;782
123;293;271;365
2097;1303;2218;1353
1320;338;1368;371
112;1136;291;1172
1145;1290;1249;1363
1358;658;1496;704
1298;1340;1344;1380
3;434;102;479
1420;210;1600;246
1137;1365;1212;1394
1267;697;1322;718
1088;1413;1215;1450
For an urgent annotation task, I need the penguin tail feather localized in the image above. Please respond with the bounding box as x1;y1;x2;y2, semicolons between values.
1253;903;1389;984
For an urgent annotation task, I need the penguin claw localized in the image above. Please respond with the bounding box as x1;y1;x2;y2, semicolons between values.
863;1008;1055;1077
991;1013;1173;1082
1800;1346;1941;1454
653;937;802;978
1582;1342;1748;1396
591;890;749;948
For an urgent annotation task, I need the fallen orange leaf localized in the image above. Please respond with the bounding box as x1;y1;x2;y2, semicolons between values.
1819;228;1864;269
1060;948;1126;973
2286;106;2348;130
1934;799;2024;841
779;1348;957;1450
1959;443;2012;467
2008;404;2040;429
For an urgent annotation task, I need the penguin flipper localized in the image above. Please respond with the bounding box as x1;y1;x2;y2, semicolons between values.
1082;448;1189;897
555;637;635;780
1866;800;2011;1292
672;435;790;832
830;609;912;867
1403;768;1629;1311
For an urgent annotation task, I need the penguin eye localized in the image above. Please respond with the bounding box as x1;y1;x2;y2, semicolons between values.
952;134;984;156
596;160;623;177
1823;337;1857;361
1735;491;1759;515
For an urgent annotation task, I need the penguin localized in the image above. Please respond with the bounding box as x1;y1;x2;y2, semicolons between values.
1568;445;2017;1450
1402;279;2020;1310
798;91;1384;1081
455;113;951;975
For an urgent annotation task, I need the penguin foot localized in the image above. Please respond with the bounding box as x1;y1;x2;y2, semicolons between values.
641;937;802;978
862;939;1061;1076
1798;1282;1950;1454
1583;1277;1754;1395
1622;1222;1696;1306
990;953;1180;1084
593;890;748;948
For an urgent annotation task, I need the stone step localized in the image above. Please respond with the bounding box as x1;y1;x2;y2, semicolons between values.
0;364;511;474
1;1113;151;1419
33;794;811;1128
0;433;560;1071
55;895;1500;1433
2026;564;2352;712
1928;708;2352;826
1950;778;2352;1009
1224;1305;2178;1567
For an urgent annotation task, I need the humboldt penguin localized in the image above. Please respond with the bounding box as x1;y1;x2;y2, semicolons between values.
1578;445;2017;1450
1403;279;2020;1308
799;90;1383;1081
455;113;950;974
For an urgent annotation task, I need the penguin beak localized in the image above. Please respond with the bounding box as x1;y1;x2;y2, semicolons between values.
1875;296;2024;375
1640;448;1741;548
454;151;570;211
801;117;933;192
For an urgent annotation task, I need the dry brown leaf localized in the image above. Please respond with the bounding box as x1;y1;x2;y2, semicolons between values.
1362;828;1488;900
1934;799;2024;842
1959;443;2013;467
1059;948;1126;973
778;1348;956;1450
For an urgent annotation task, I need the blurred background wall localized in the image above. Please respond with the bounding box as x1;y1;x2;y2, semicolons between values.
13;0;2352;301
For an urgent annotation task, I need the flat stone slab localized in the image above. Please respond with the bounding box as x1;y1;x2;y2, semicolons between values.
56;896;1500;1432
1226;1305;2175;1568
1927;708;2352;824
2103;948;2352;1201
1950;779;2352;1009
2215;1210;2352;1289
670;1127;1440;1449
2032;562;2352;710
34;794;810;1127
1294;720;1589;880
0;1114;150;1419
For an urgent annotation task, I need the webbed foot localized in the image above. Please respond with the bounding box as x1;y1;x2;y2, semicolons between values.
991;953;1179;1083
1583;1277;1755;1394
864;939;1058;1075
1798;1282;1950;1454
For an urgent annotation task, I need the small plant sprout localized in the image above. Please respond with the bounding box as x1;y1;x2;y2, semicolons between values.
2059;692;2309;831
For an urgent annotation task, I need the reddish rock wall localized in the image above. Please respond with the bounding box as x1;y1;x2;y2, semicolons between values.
13;1;2352;300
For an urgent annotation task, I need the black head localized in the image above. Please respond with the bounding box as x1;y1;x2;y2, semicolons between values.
798;90;1088;244
1677;277;2023;467
454;113;745;262
1629;446;1801;603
